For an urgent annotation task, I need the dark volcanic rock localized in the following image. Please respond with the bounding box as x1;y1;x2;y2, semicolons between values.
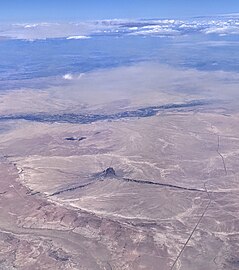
78;136;87;141
0;100;210;125
65;136;87;141
102;167;116;178
49;249;70;262
65;137;77;141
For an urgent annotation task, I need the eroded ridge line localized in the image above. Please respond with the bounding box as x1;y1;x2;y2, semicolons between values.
49;182;93;197
122;178;205;192
217;135;227;175
170;183;212;270
49;176;205;197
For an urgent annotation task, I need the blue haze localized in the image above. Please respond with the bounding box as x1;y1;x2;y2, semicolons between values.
0;14;239;90
1;0;239;21
0;35;239;90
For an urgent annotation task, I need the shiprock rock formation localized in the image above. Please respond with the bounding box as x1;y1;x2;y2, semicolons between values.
101;167;116;178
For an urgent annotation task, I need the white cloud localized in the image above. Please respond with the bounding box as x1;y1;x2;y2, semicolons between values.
0;16;239;40
203;26;239;35
129;26;179;36
66;35;91;40
63;74;73;80
24;24;38;28
78;73;85;79
62;73;85;80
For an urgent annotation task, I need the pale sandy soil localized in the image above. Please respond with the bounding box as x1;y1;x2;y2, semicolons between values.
0;108;239;269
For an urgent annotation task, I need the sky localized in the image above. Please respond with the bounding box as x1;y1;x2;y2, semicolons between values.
0;0;239;22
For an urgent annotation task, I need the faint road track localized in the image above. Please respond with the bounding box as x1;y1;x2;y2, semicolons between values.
217;135;227;175
170;182;212;270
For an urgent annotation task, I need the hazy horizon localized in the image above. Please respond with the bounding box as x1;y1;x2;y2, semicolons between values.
1;0;239;22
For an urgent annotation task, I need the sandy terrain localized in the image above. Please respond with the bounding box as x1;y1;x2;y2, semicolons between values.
0;107;239;269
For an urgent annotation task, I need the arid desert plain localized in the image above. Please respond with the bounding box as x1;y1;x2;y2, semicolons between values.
0;62;239;269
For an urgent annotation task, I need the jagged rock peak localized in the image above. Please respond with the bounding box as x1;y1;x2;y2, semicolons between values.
102;167;116;178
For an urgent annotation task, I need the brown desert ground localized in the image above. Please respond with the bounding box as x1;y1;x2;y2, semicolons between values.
0;105;239;269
